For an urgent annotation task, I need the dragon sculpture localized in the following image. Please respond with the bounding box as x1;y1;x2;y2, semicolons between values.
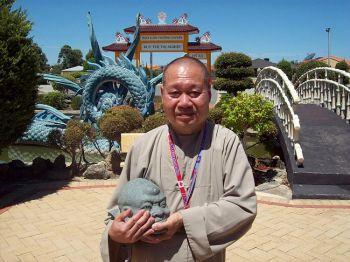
19;13;162;154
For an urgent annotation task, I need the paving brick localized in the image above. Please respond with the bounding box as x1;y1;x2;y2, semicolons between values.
1;181;350;261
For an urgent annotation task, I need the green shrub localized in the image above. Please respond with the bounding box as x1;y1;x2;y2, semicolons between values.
213;52;254;95
69;71;86;80
335;60;349;72
295;61;328;79
219;93;276;141
98;105;143;143
41;92;67;109
335;61;349;84
213;78;253;93
71;96;82;110
277;59;294;80
142;112;167;132
215;67;254;79
208;106;223;124
214;53;252;69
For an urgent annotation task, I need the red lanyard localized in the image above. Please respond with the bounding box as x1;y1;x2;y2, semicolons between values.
168;124;207;209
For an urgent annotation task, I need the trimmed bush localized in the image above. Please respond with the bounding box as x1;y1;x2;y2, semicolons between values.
71;96;82;110
213;52;254;95
142;112;167;132
40;92;67;109
213;78;253;93
208;107;223;124
214;53;252;69
98;105;143;143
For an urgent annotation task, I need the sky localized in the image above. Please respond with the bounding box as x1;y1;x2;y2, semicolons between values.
13;0;350;66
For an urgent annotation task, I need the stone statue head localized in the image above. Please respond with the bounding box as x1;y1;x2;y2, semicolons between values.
118;178;170;222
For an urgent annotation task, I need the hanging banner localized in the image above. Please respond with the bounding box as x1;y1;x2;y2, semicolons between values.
141;35;184;41
188;53;207;60
141;43;184;52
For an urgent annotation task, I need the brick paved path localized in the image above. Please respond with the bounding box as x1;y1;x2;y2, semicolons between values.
0;180;349;261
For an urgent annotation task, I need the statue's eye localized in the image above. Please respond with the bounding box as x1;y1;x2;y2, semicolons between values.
141;204;152;210
160;200;166;208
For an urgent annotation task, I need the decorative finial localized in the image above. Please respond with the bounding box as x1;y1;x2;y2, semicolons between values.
158;11;167;24
200;31;211;43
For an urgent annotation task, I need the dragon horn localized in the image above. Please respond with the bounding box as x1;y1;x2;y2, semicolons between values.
125;13;141;62
87;11;103;66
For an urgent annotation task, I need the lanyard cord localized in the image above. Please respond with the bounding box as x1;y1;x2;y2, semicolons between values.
168;124;207;209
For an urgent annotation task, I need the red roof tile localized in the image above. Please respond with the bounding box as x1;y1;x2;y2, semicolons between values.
188;42;222;52
124;24;199;34
102;43;130;52
102;42;222;53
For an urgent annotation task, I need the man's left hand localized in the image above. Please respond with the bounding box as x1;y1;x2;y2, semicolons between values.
141;212;183;244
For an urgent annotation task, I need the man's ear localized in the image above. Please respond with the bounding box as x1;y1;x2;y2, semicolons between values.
160;84;165;102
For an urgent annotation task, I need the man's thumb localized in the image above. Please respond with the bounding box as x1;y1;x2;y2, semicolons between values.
116;209;132;222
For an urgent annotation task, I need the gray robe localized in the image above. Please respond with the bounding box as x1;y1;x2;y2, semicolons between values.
100;122;257;261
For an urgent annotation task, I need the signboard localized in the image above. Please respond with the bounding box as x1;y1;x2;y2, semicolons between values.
141;43;184;52
188;53;207;60
141;35;184;41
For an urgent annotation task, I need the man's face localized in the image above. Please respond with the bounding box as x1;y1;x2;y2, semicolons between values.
161;62;211;135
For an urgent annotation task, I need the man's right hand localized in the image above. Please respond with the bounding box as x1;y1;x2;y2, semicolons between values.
108;209;155;244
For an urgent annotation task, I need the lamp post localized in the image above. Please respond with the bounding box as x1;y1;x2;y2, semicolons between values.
325;27;331;66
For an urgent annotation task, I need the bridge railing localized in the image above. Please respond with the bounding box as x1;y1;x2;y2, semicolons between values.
256;67;304;166
297;67;350;123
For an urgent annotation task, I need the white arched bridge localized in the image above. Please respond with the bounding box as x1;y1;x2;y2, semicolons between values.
256;66;350;199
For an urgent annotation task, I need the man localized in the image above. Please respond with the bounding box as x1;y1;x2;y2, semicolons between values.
100;56;257;261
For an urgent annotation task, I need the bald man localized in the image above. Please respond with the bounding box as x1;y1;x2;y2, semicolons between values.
100;56;257;261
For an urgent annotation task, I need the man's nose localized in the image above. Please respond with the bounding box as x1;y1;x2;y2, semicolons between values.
151;206;168;218
178;93;192;107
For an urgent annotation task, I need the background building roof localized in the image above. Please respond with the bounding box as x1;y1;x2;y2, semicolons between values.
251;58;276;69
188;42;222;51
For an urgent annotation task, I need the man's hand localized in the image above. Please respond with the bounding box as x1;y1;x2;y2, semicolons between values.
141;212;183;244
108;209;155;244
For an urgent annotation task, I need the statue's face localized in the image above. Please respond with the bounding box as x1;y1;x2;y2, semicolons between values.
118;179;170;222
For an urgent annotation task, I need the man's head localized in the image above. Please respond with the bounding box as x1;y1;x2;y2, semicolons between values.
118;178;170;223
161;56;211;135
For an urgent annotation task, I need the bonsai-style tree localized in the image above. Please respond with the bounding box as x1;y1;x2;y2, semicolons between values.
0;0;41;151
219;93;277;150
98;105;143;150
213;52;254;95
48;120;95;175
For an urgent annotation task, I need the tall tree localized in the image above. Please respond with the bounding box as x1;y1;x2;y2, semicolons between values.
0;0;41;150
33;43;49;72
57;44;83;69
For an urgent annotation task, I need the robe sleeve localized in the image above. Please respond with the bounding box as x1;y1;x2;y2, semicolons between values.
100;144;142;262
179;134;257;261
